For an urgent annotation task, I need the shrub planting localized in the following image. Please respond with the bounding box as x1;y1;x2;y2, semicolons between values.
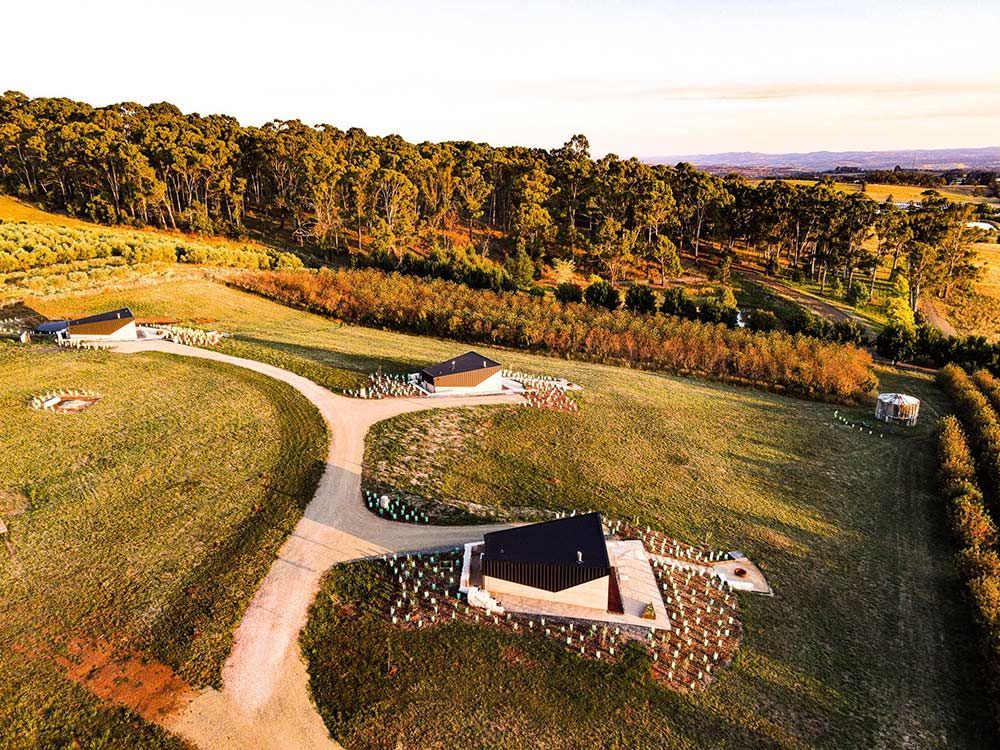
232;269;877;403
935;415;1000;731
938;365;1000;501
974;370;1000;416
0;220;301;277
363;245;512;292
879;324;1000;376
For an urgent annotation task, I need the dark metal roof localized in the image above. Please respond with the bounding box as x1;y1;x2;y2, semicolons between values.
421;351;501;379
484;512;610;568
35;320;68;333
68;308;134;326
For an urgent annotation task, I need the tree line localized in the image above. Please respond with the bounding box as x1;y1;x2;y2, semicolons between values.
0;91;990;316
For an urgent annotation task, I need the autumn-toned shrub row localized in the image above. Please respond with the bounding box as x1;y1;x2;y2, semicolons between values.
939;365;1000;501
935;415;1000;730
232;269;878;403
0;220;302;274
975;370;1000;420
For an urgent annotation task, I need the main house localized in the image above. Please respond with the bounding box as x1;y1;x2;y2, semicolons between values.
418;351;502;394
35;308;137;342
481;513;624;614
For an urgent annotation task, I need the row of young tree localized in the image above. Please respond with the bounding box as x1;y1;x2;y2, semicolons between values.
0;92;990;313
0;221;301;275
936;366;1000;729
232;268;876;403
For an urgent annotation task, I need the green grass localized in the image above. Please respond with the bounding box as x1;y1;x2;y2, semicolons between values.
0;343;326;748
348;364;993;748
28;278;998;748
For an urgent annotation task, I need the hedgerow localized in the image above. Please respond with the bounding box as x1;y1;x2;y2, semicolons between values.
974;370;1000;417
232;268;877;403
939;365;1000;502
936;415;1000;730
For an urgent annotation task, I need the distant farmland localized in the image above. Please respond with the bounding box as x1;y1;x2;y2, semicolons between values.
940;241;1000;340
759;179;998;206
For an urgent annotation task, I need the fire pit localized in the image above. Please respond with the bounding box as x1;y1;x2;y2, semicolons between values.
29;390;102;414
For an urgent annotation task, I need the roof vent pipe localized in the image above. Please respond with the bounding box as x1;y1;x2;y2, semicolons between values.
576;550;583;564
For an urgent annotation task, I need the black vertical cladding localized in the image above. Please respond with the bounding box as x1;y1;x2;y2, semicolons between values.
481;559;610;593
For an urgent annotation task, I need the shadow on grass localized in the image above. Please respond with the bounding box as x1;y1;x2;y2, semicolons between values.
231;334;427;376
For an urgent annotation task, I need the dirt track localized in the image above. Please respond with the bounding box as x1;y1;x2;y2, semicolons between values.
111;339;524;750
918;298;958;337
739;269;875;333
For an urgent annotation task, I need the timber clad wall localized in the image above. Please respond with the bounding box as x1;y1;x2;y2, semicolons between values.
484;573;612;612
68;318;134;337
429;364;501;388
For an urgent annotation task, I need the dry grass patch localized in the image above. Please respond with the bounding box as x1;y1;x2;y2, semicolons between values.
942;242;1000;340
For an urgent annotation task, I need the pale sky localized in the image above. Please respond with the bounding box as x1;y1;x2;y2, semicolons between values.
3;0;999;157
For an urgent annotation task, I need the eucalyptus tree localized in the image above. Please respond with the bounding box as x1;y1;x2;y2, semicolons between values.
872;198;911;293
670;162;731;258
371;168;418;260
646;234;682;284
830;192;878;291
549;134;592;247
299;125;348;251
414;142;457;232
511;158;556;257
455;165;492;244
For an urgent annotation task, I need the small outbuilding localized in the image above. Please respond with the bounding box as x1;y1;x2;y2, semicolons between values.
34;308;138;342
481;513;624;614
68;308;137;341
419;351;502;394
875;392;920;426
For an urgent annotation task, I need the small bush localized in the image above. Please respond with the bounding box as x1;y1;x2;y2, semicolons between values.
660;287;695;318
584;279;621;310
746;309;780;332
624;284;657;315
554;282;583;304
846;283;869;306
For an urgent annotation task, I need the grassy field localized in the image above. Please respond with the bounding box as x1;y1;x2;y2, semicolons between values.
940;241;1000;340
339;365;995;748
28;278;997;748
772;179;999;206
0;343;326;748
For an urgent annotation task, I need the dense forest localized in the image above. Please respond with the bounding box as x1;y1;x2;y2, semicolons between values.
0;91;992;316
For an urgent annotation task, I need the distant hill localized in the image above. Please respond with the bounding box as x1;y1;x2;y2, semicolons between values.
645;147;1000;175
